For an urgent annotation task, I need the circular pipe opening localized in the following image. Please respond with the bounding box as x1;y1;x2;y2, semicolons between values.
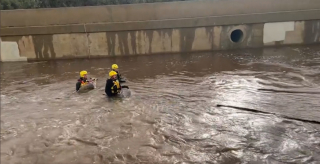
230;29;244;43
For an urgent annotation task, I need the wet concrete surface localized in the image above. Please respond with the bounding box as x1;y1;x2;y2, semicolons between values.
1;45;320;164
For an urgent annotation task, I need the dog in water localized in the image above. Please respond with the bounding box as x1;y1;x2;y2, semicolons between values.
77;78;98;93
89;78;98;89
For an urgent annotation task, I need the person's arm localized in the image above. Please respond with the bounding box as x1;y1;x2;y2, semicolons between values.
105;80;108;95
115;70;121;77
76;81;81;91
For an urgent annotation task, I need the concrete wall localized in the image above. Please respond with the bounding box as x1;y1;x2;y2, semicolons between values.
0;39;27;62
1;0;320;62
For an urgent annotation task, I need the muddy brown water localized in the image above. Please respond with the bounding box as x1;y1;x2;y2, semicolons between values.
1;45;320;164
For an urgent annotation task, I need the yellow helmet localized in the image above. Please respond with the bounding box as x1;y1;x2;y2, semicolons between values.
80;70;87;77
109;71;117;77
112;64;118;70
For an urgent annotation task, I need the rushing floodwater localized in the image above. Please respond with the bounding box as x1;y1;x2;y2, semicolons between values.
1;45;320;164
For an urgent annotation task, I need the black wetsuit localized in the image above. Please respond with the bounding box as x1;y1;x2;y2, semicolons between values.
76;77;89;91
105;78;121;97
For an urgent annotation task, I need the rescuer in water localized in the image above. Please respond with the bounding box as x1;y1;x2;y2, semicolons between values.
112;64;126;83
105;71;121;97
76;70;97;92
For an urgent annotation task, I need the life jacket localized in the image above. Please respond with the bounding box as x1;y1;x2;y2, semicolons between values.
111;80;121;94
114;80;120;89
78;78;88;87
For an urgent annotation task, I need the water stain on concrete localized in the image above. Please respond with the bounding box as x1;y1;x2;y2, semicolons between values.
145;30;154;54
162;29;173;50
250;24;264;48
179;28;196;52
205;27;214;50
106;32;116;56
136;31;142;54
129;31;137;55
32;35;56;59
304;20;320;44
117;32;130;55
106;31;137;55
2;35;56;60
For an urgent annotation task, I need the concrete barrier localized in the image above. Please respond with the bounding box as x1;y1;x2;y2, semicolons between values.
0;0;320;62
2;0;320;28
0;40;27;62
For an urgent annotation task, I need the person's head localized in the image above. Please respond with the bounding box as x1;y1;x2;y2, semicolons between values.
112;64;119;71
80;70;88;79
109;71;117;80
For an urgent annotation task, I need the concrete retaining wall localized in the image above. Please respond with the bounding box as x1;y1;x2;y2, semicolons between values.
1;0;320;62
0;39;27;62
